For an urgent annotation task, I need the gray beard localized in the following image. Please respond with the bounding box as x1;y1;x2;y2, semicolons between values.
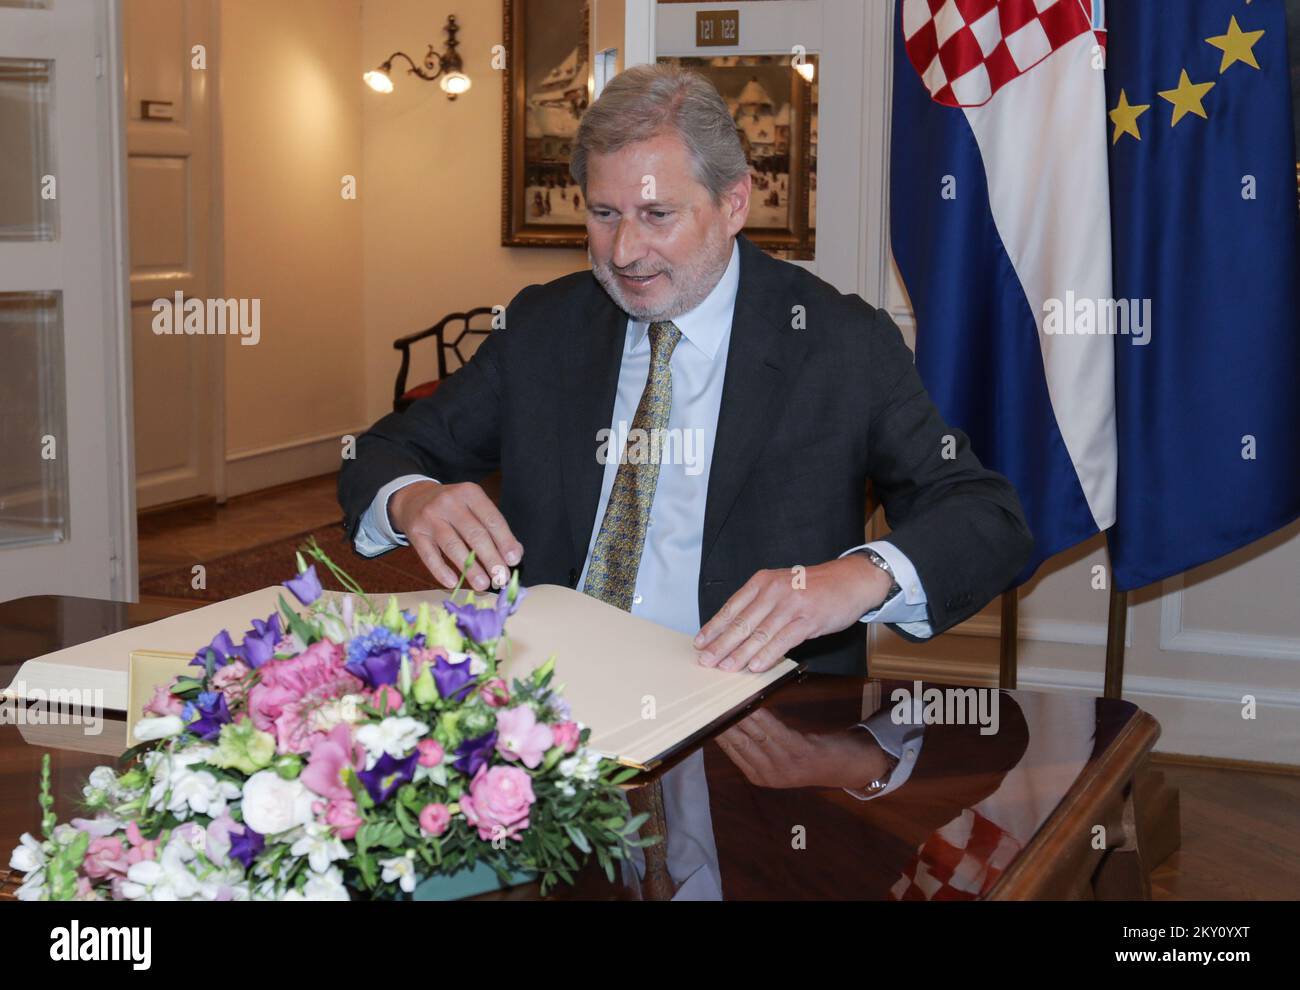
591;230;732;323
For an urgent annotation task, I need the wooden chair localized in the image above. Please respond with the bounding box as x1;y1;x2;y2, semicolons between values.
392;306;496;413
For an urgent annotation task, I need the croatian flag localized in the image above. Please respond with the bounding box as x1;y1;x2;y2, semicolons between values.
891;0;1116;581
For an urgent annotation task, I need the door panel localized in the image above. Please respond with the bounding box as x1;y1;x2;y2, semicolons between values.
124;0;219;508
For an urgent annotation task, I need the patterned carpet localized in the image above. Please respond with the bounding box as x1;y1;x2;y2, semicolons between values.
137;523;437;602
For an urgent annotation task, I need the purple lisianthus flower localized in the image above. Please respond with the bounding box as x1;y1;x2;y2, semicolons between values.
345;627;407;688
229;826;265;870
284;564;323;606
453;730;498;776
432;652;475;702
358;751;419;805
241;612;282;668
184;690;232;740
444;585;527;643
190;628;238;669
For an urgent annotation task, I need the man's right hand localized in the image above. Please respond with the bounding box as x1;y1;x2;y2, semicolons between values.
387;481;523;593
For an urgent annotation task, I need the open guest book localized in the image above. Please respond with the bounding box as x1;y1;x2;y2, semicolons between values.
10;583;801;770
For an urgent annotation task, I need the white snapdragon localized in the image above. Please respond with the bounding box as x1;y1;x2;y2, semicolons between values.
133;714;185;742
379;850;419;893
559;748;602;783
290;823;350;874
356;716;428;767
147;747;237;820
9;832;44;875
119;840;202;901
302;866;351;901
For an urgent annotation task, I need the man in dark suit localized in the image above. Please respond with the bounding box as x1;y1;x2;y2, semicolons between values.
339;63;1032;678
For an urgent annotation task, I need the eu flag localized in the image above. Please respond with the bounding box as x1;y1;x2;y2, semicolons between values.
1106;0;1300;590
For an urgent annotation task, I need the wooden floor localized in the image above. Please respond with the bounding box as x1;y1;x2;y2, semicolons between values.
138;475;1300;901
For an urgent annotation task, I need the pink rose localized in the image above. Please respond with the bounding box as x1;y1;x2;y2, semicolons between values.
301;724;364;802
459;765;535;842
323;797;363;840
372;684;403;715
418;803;451;836
552;721;580;754
416;738;444;767
494;706;554;769
479;678;510;708
210;660;252;706
247;640;364;754
82;836;127;880
143;681;184;718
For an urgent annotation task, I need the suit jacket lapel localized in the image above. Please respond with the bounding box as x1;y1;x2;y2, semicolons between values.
701;235;808;567
559;279;626;566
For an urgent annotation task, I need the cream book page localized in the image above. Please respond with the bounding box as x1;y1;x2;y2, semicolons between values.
11;584;798;768
389;584;799;769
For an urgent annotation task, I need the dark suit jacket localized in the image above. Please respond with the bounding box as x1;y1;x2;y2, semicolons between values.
338;234;1033;674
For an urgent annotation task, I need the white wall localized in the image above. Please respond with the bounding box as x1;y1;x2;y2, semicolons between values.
360;0;588;427
219;0;368;495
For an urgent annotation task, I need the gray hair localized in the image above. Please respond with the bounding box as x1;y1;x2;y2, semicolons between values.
569;63;749;205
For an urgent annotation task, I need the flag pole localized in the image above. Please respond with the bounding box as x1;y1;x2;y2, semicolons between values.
998;588;1018;689
1104;537;1127;699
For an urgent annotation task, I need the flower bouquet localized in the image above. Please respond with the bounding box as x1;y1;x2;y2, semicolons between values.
8;541;651;901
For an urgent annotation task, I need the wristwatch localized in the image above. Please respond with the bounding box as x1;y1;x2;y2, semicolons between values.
846;750;901;800
859;548;902;608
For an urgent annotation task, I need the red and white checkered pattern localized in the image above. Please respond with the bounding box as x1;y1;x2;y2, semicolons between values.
888;808;1023;901
902;0;1097;108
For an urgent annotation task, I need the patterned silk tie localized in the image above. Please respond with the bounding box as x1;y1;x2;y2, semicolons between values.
583;320;683;611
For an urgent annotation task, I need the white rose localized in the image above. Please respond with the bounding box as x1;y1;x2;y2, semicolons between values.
240;770;316;837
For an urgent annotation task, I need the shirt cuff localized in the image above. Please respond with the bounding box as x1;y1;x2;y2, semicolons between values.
843;710;925;801
839;541;934;640
353;474;438;558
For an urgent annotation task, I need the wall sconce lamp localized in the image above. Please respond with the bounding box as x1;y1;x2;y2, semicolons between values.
364;14;471;100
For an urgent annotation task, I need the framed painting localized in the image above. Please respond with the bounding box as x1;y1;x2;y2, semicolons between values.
657;53;818;260
501;0;592;247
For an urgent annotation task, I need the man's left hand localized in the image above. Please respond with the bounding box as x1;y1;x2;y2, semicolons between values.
694;554;893;672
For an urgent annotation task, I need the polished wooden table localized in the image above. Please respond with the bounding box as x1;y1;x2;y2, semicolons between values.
0;595;1160;901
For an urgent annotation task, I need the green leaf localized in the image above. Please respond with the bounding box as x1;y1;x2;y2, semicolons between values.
563;823;591;854
278;593;318;644
357;821;405;851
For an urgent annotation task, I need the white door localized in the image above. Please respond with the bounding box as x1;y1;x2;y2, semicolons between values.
625;0;882;298
0;0;136;602
124;0;221;508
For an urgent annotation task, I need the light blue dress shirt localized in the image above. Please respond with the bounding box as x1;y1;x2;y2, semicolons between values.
354;238;933;639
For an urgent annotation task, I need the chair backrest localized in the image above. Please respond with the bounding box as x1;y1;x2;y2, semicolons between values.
393;306;498;409
433;306;497;379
